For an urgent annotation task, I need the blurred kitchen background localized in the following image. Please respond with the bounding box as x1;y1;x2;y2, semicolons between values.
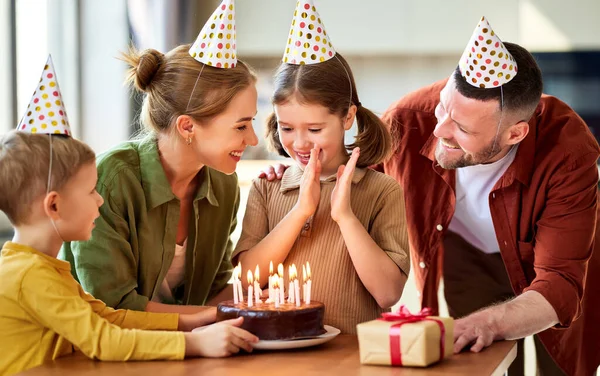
1;2;599;373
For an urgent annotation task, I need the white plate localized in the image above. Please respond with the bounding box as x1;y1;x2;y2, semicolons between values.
251;325;341;350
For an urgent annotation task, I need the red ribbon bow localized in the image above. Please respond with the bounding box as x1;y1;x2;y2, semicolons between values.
380;305;432;322
379;305;445;366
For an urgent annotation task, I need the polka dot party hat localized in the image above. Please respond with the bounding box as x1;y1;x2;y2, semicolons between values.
17;55;71;136
458;16;518;88
189;0;236;68
283;0;336;65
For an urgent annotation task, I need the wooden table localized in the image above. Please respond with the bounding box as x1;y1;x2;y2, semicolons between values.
19;335;517;376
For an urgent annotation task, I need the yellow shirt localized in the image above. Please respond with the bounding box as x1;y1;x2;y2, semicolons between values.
0;242;185;376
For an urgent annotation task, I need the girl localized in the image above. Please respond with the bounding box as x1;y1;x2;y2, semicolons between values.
233;7;410;332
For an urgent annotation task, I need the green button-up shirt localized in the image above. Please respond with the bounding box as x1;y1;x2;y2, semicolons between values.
60;138;239;310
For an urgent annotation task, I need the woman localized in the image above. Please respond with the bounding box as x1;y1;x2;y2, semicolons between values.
61;43;258;318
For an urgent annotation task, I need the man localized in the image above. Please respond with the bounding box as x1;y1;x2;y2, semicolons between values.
380;18;600;376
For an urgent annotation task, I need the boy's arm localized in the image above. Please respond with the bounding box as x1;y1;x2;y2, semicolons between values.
19;265;185;361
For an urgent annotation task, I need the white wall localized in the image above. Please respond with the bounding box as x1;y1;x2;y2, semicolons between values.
79;0;131;153
0;0;14;134
237;0;600;56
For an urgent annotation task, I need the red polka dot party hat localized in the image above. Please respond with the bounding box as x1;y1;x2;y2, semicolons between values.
189;0;236;68
458;16;518;88
283;0;336;65
17;55;71;136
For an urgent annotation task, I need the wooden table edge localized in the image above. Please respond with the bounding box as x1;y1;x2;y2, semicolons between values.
491;341;518;376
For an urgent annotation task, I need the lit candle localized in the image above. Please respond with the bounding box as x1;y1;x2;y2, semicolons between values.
247;270;254;307
236;264;243;303
288;265;295;304
293;264;301;307
233;265;239;304
273;278;280;308
268;261;274;302
278;263;285;304
306;262;312;305
254;265;262;304
302;264;307;304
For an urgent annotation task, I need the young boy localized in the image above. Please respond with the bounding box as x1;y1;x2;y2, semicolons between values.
0;57;257;376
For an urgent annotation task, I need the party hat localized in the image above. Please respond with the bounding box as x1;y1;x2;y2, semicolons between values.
283;0;336;65
458;16;517;88
17;55;71;136
189;0;236;68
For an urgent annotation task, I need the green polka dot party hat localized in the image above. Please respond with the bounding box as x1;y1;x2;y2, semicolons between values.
189;0;236;68
283;0;336;65
17;55;71;136
458;16;518;88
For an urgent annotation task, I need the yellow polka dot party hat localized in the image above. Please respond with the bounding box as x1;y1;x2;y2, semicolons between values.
458;16;518;88
283;0;336;65
17;55;71;136
189;0;236;68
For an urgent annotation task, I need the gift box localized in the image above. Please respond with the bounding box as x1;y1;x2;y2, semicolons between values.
356;306;454;367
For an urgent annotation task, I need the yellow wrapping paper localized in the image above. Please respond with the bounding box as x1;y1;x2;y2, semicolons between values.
356;315;454;367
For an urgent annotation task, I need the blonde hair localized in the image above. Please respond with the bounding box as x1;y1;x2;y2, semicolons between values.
120;45;257;136
0;131;95;225
265;53;391;167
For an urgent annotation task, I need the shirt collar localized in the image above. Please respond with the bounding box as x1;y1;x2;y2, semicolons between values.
2;241;71;271
138;138;219;210
280;164;368;193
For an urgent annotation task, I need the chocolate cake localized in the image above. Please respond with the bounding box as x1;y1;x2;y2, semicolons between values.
216;300;326;340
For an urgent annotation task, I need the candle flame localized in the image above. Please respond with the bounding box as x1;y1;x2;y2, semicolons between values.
269;261;273;275
247;269;253;284
273;278;279;289
278;263;284;278
290;264;297;280
306;262;311;280
254;265;260;281
302;264;307;283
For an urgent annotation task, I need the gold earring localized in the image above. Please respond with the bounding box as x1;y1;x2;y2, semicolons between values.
187;137;192;145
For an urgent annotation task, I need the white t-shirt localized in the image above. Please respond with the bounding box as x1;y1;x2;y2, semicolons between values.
448;146;518;254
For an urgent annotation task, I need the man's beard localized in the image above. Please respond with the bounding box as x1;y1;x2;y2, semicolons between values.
435;138;502;169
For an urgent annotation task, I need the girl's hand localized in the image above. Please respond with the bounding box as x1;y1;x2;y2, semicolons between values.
295;146;322;220
331;147;360;223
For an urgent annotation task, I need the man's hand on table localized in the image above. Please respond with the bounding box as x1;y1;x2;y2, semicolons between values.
453;311;499;353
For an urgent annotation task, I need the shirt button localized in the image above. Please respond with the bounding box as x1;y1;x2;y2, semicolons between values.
436;224;443;231
419;261;427;269
492;193;496;199
303;223;310;230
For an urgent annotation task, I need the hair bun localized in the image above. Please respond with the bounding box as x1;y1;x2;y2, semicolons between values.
135;49;164;92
